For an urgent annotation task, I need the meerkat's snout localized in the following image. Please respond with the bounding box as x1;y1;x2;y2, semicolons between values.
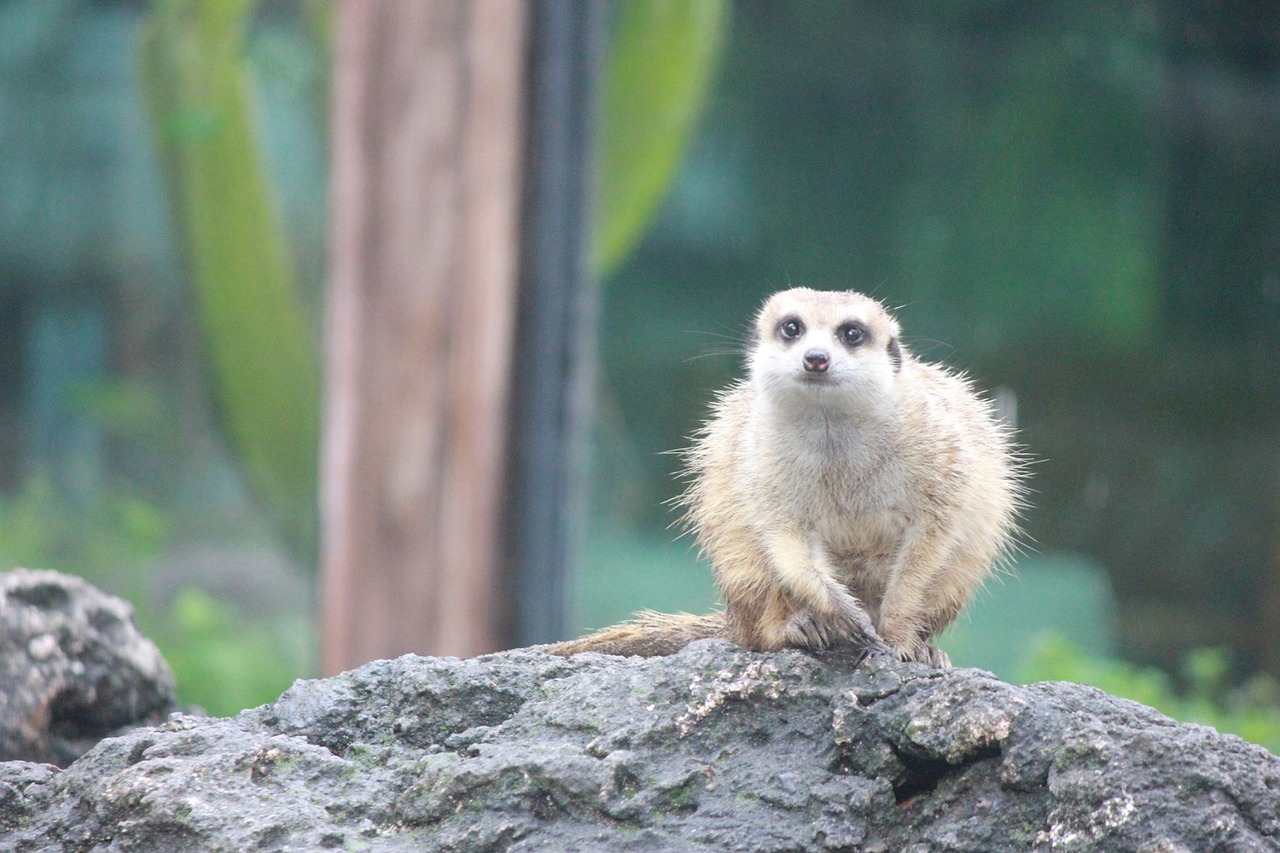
803;349;830;373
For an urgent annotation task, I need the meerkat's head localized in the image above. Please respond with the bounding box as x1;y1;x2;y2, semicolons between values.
748;288;905;418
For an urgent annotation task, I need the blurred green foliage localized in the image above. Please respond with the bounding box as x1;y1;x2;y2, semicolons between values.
0;476;302;714
0;475;167;606
597;0;730;276
159;589;307;717
139;0;320;562
1020;634;1280;756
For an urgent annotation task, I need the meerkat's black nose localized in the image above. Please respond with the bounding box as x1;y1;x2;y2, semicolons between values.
803;348;830;373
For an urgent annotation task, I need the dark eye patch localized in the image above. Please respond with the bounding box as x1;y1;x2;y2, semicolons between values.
837;321;869;347
779;316;804;341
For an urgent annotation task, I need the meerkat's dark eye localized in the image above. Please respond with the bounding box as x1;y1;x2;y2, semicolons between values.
778;317;804;341
837;322;869;347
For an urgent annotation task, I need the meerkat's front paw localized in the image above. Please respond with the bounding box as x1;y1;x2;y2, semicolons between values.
783;608;836;648
898;642;951;668
783;601;890;654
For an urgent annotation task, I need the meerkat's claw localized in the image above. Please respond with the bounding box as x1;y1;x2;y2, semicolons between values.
898;643;951;668
784;601;892;655
783;609;834;648
833;598;891;652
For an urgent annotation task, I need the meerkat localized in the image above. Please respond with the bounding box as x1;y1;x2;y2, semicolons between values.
545;288;1024;666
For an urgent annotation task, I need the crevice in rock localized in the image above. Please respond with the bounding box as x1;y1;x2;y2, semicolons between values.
524;790;573;821
7;582;71;610
890;743;1000;805
87;607;127;643
48;686;114;742
126;738;154;766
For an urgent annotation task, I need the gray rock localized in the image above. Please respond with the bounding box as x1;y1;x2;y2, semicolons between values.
0;569;178;767
2;638;1278;851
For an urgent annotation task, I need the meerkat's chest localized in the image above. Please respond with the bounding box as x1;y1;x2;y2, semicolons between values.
762;428;914;551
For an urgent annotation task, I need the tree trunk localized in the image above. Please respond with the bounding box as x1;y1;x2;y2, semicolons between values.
321;1;528;672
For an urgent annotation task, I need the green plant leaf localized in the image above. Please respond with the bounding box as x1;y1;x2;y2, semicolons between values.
596;0;730;277
138;0;319;560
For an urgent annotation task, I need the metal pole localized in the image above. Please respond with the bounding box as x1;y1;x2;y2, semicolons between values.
505;0;602;647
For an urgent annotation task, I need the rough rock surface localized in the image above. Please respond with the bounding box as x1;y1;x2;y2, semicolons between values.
0;569;177;767
3;638;1279;851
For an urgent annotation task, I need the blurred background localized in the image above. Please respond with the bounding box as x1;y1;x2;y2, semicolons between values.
2;1;1279;746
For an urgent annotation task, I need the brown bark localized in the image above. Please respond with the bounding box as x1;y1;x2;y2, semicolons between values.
321;1;527;673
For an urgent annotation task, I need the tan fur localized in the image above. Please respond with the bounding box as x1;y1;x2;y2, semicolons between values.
539;611;727;657
543;288;1024;666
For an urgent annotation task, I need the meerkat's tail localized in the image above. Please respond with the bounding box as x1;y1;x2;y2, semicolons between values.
539;610;728;658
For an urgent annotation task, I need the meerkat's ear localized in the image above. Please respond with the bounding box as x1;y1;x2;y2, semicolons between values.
887;336;903;373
